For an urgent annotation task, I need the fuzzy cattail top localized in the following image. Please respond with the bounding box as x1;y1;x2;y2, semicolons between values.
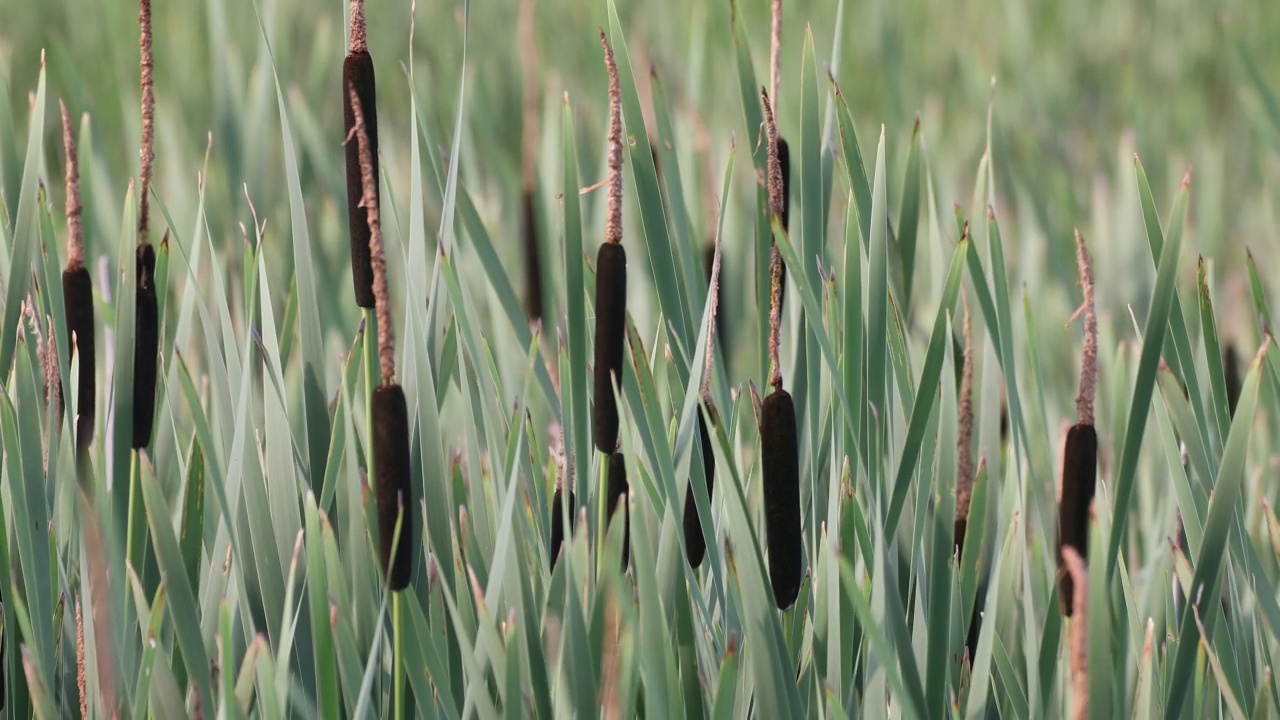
601;30;623;247
138;0;155;241
1073;230;1097;426
348;0;368;55
348;87;395;385
61;101;84;269
762;90;785;391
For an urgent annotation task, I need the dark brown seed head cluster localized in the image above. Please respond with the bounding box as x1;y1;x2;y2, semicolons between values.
373;385;413;590
132;243;159;449
344;0;378;308
761;389;801;609
607;452;630;568
549;486;575;570
683;412;716;568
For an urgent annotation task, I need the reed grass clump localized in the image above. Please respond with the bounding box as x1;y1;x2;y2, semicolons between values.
593;31;627;455
343;0;378;309
1058;230;1099;616
60;101;95;454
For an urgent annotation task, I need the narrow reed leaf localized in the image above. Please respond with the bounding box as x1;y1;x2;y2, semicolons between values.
761;388;802;609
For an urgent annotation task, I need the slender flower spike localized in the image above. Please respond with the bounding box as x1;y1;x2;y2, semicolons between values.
344;0;378;308
954;294;974;558
593;31;627;454
351;83;413;592
61;101;96;454
1058;230;1099;616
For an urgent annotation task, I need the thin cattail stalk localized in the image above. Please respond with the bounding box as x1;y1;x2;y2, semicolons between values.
954;294;974;556
762;89;786;391
138;0;155;242
1073;229;1097;426
593;33;627;454
61;102;84;269
344;0;378;308
348;86;395;385
1062;547;1089;720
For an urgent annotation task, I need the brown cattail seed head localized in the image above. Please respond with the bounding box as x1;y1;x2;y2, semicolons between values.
761;388;802;609
63;266;96;454
683;411;716;568
523;190;544;321
1057;423;1097;616
348;86;396;383
343;51;378;308
1063;547;1089;720
373;383;413;591
593;242;627;452
132;242;159;449
549;487;575;570
607;452;630;568
777;137;792;232
1224;344;1241;416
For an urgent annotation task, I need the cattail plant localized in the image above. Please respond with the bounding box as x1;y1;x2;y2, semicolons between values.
684;237;723;568
593;31;627;455
61;102;95;454
606;452;629;567
1058;230;1098;616
767;0;792;300
349;85;413;591
549;484;575;570
344;0;378;309
519;0;544;322
133;0;159;450
954;293;974;558
760;88;802;610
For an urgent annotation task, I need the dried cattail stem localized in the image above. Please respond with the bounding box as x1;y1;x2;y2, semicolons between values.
1062;547;1089;720
348;86;396;383
549;486;575;570
601;31;623;248
954;296;974;556
1073;230;1097;426
607;452;630;567
61;102;85;268
762;90;788;391
1223;344;1241;417
1057;423;1097;615
132;242;159;449
373;384;413;590
344;1;378;308
138;0;155;241
761;388;801;609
